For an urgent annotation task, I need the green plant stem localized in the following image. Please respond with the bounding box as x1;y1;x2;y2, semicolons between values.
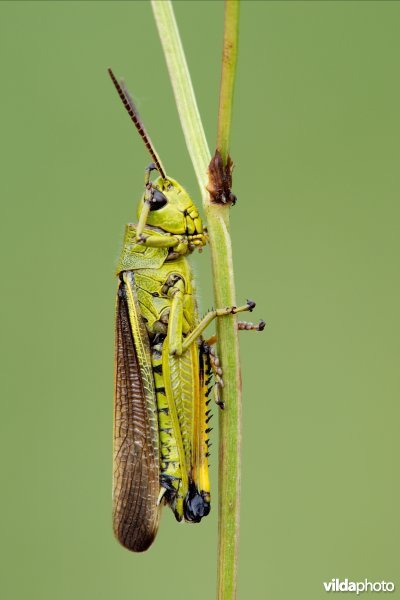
151;0;210;193
214;4;241;598
152;2;241;598
217;0;239;165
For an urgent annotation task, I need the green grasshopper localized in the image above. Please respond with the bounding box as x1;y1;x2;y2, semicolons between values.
109;68;264;552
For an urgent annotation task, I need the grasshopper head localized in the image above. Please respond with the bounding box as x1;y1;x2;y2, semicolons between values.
137;176;204;236
107;70;204;241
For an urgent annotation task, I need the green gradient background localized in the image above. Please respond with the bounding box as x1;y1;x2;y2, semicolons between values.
1;1;399;599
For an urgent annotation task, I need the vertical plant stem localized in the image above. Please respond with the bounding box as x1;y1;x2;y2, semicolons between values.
152;2;241;598
214;5;240;599
217;0;239;164
151;0;210;192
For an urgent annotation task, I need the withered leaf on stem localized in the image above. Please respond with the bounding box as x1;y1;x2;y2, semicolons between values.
206;149;236;205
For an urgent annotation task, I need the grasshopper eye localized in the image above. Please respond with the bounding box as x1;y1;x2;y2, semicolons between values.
150;190;168;211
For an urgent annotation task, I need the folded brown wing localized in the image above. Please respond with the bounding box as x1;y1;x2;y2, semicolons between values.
113;272;160;552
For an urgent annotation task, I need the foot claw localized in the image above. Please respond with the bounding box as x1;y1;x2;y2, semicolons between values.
246;299;256;312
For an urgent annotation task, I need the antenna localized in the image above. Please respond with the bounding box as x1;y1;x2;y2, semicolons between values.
108;68;166;179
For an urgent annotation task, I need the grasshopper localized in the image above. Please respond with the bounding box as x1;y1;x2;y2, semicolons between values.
109;69;264;552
